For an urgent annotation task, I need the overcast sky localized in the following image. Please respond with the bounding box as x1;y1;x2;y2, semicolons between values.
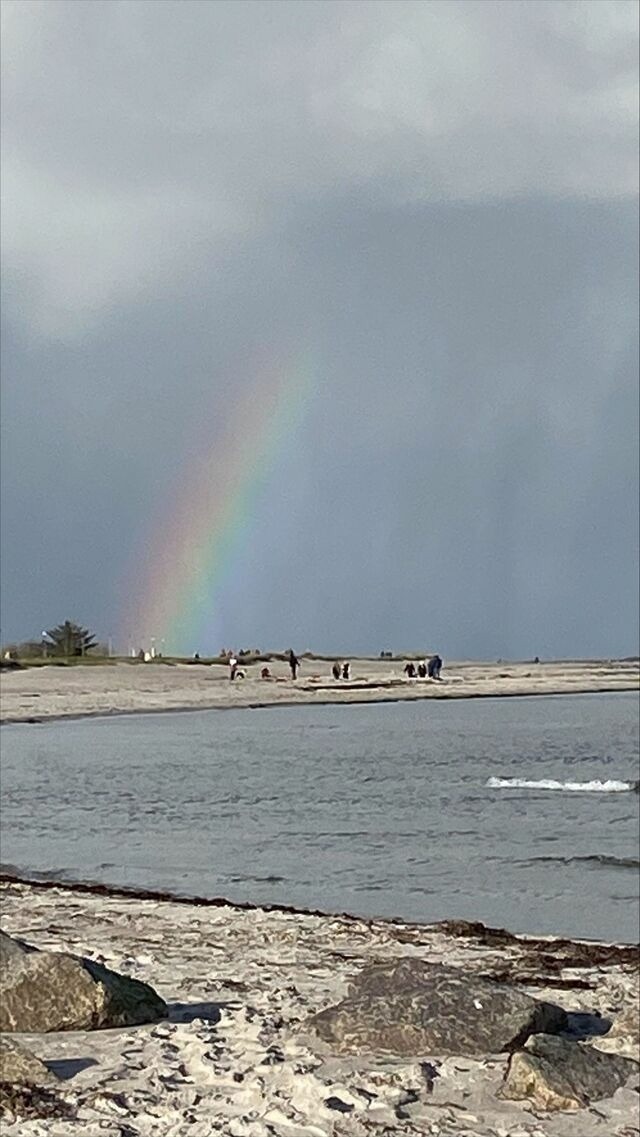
1;0;638;657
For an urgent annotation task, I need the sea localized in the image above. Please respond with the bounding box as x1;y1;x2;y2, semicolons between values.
1;692;638;943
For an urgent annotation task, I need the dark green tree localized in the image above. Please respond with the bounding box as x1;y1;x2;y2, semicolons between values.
45;620;98;657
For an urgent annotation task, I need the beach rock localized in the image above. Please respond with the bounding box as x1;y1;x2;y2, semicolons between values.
0;1037;59;1086
0;930;33;966
0;1082;73;1123
500;1033;639;1110
0;929;167;1032
307;960;567;1057
0;1037;68;1123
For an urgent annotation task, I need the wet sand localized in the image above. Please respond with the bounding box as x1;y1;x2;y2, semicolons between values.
1;657;637;724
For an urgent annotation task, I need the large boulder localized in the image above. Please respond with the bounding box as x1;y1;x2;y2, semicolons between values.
500;1033;639;1110
307;959;567;1058
0;929;167;1032
0;1037;59;1086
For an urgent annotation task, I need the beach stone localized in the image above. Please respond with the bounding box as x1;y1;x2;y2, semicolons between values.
0;1037;68;1123
0;1082;73;1123
500;1033;639;1110
307;960;567;1057
0;1036;59;1086
0;930;34;966
0;929;167;1032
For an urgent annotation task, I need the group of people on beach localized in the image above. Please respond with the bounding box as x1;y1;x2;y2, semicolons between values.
229;649;301;681
404;655;443;680
260;655;352;681
226;651;442;682
287;652;353;681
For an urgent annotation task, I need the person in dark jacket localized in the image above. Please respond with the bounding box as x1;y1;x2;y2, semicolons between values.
332;662;341;680
288;649;300;679
403;661;417;678
428;654;443;679
342;661;351;680
417;661;427;679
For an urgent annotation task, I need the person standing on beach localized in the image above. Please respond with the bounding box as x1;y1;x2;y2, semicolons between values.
288;649;300;680
229;653;238;681
331;662;341;680
342;661;351;680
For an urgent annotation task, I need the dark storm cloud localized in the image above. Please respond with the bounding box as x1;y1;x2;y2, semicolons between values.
0;0;638;655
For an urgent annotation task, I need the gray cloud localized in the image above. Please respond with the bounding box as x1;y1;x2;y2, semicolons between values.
2;0;637;332
1;0;638;657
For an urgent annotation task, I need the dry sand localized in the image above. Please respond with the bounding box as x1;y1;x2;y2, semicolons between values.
0;879;638;1137
1;658;638;723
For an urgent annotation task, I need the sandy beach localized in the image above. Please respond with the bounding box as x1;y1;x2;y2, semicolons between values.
1;658;638;724
1;878;639;1137
2;665;638;1134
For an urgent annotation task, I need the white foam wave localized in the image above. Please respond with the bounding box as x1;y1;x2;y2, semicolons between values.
486;776;636;794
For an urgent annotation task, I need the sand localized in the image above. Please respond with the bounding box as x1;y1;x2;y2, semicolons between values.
1;657;638;723
0;879;638;1137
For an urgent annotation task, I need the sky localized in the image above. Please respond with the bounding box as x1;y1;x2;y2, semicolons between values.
1;0;638;659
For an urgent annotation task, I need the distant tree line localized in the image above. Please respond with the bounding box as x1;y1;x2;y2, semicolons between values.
3;620;101;659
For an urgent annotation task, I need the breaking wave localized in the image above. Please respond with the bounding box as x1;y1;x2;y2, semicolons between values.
486;776;638;794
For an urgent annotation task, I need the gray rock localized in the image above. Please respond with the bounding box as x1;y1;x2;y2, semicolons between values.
307;960;567;1058
0;1082;73;1123
0;1037;59;1086
500;1032;639;1110
0;929;167;1032
0;931;34;967
0;1036;69;1124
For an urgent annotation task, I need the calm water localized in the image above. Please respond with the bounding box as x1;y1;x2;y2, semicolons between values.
1;694;638;942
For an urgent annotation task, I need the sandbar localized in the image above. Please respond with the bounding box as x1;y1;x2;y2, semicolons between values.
1;657;637;724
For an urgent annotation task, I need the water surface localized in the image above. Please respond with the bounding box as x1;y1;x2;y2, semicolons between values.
1;693;638;941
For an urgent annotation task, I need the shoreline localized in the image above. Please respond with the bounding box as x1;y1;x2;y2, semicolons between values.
1;657;637;724
1;870;638;957
1;878;638;1136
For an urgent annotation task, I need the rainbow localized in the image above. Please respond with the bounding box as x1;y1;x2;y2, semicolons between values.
123;350;313;656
